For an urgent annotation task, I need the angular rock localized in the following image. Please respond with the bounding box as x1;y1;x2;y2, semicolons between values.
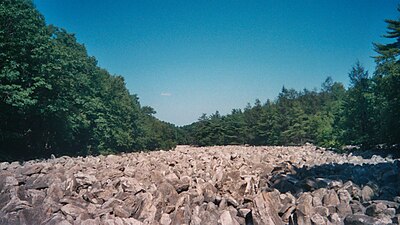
2;146;400;225
0;175;18;191
119;177;144;194
21;164;44;176
323;190;340;207
365;203;387;217
220;210;240;225
329;213;342;224
344;214;382;225
252;192;284;225
160;213;172;225
238;208;251;218
61;204;87;219
314;206;329;217
337;202;352;217
281;205;295;222
25;174;49;190
113;205;131;218
311;214;326;225
350;201;365;214
361;186;374;202
338;189;352;204
200;182;217;203
1;197;31;213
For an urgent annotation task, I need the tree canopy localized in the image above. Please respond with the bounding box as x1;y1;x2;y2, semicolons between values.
1;0;400;161
0;0;178;161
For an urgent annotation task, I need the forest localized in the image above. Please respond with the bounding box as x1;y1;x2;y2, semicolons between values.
1;0;400;161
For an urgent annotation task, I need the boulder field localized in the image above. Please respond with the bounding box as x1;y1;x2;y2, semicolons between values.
0;145;399;225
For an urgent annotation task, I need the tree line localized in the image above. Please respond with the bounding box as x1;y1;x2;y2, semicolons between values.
180;10;400;149
0;0;178;161
1;1;400;161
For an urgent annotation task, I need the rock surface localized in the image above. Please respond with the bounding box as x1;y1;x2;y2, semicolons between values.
0;145;399;224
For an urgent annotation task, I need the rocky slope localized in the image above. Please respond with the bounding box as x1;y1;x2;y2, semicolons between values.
0;145;399;225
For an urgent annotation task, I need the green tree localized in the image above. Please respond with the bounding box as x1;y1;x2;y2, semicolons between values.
373;9;400;145
0;0;177;161
0;0;54;159
341;62;375;146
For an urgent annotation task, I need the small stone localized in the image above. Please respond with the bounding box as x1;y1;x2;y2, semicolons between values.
2;176;18;189
329;213;341;223
350;202;365;214
312;196;323;207
383;207;396;218
160;213;172;225
238;208;251;218
220;210;239;225
323;190;340;207
314;206;329;217
57;220;73;225
311;214;326;225
61;204;87;218
338;189;352;204
361;186;374;202
337;202;352;217
281;205;295;222
21;164;44;176
113;205;131;218
344;214;380;225
365;203;387;217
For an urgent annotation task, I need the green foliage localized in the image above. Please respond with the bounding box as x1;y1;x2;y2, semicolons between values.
137;106;178;151
181;7;400;149
182;80;346;147
0;0;179;161
340;62;377;147
2;0;400;161
372;9;400;145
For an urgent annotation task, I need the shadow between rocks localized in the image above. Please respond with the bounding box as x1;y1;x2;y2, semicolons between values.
345;149;400;160
323;145;400;160
269;160;400;201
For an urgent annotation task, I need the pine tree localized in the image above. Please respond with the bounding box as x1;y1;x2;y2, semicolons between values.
373;8;400;145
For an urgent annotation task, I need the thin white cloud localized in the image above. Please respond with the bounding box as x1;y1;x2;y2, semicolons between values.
161;92;172;96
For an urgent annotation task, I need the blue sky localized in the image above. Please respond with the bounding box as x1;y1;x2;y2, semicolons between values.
34;0;399;126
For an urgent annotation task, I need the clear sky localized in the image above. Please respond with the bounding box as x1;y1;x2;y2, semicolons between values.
34;0;399;126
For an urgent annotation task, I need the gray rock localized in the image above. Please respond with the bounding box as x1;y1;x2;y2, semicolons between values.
2;175;18;189
372;200;399;209
220;210;240;225
311;214;326;225
1;197;31;213
21;164;44;176
365;203;387;217
281;205;296;222
361;186;374;202
329;213;342;224
350;201;365;214
61;204;87;219
119;177;144;194
160;213;171;225
25;174;50;190
323;190;340;207
252;192;284;225
314;206;329;217
2;146;400;225
337;202;352;217
238;208;251;218
113;205;130;218
81;218;101;225
344;215;381;225
338;189;352;204
43;215;72;225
